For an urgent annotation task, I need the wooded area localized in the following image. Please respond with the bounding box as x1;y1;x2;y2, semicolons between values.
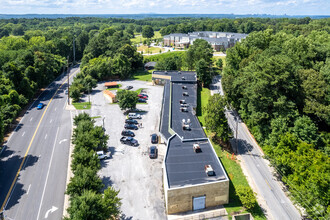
0;16;329;219
223;27;329;218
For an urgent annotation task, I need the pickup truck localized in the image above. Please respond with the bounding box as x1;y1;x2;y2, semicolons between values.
96;151;110;160
120;136;139;146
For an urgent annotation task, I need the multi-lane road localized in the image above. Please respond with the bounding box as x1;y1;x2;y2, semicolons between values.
0;67;78;220
211;76;301;220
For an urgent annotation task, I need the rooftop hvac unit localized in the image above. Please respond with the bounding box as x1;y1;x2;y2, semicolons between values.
180;107;188;112
182;86;187;89
182;76;185;80
179;100;186;104
205;165;215;176
193;144;202;153
183;92;189;96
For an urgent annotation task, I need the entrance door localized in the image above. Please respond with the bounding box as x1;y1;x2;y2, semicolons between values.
193;196;206;211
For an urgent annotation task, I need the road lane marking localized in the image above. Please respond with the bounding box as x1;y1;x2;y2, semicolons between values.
30;117;33;121
50;119;52;124
265;179;272;189
54;108;57;111
0;69;78;212
27;184;31;195
59;139;68;144
36;127;59;220
45;206;58;219
22;132;25;137
45;134;48;139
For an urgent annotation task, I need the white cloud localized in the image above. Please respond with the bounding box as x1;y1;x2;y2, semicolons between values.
0;0;328;15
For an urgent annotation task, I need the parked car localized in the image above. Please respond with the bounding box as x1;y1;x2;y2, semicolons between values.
124;123;138;130
128;113;141;119
140;93;148;98
125;119;138;124
96;151;110;160
37;103;44;110
138;94;148;99
138;98;147;103
121;130;135;137
120;136;139;146
151;133;158;144
149;146;158;159
125;85;133;90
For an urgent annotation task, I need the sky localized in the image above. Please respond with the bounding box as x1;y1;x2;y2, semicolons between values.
0;0;329;15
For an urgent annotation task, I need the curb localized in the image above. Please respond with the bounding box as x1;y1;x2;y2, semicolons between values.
242;123;265;156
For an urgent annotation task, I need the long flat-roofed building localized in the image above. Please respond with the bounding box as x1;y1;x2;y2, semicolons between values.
153;71;229;214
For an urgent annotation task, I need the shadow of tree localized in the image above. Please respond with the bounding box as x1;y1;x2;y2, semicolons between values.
0;150;39;210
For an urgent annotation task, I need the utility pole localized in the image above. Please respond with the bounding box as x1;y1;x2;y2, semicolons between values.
73;36;76;65
67;56;70;105
235;115;238;155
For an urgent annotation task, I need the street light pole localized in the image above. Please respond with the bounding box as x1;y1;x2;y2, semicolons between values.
67;56;70;105
235;116;238;155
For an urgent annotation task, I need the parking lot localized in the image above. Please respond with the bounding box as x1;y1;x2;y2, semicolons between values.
87;79;166;219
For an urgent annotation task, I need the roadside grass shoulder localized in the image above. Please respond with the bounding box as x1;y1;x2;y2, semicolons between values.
197;87;266;220
72;102;91;110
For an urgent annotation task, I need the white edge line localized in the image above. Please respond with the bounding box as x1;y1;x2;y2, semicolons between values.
36;127;59;220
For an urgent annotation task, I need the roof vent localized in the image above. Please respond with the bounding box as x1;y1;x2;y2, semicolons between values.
193;144;202;153
205;165;215;176
182;119;191;130
182;86;187;89
182;76;185;80
179;100;186;104
183;92;188;96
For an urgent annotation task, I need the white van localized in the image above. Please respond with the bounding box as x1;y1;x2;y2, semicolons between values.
128;113;142;119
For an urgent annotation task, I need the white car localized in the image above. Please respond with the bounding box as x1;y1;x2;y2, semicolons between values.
97;151;110;160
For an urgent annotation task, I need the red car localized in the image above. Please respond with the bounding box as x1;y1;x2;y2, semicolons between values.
138;94;148;99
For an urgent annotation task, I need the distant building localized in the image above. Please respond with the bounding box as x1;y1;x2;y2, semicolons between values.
153;71;229;215
163;31;248;51
104;81;118;88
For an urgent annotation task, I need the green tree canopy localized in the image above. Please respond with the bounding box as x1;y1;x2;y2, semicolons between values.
142;25;154;39
116;90;138;110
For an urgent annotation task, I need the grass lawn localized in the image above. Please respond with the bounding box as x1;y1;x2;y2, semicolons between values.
197;87;266;219
131;70;152;82
213;56;226;68
106;84;122;90
196;87;211;127
137;45;164;54
135;88;145;94
92;116;101;119
131;31;161;45
72;102;91;110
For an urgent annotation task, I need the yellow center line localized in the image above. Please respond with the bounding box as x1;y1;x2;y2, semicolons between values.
1;70;78;212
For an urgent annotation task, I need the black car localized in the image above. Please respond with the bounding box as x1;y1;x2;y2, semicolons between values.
124;123;138;130
151;133;158;144
121;130;135;137
125;119;138;124
149;146;158;159
120;136;139;146
138;98;147;103
125;85;133;90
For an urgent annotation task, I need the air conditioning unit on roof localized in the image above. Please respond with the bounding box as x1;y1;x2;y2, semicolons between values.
205;165;215;176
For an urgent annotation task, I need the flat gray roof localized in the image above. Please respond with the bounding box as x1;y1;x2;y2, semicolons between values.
166;136;227;188
153;71;197;82
155;71;228;189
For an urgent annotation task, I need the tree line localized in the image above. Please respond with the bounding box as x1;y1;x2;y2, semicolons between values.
65;113;121;219
222;28;329;218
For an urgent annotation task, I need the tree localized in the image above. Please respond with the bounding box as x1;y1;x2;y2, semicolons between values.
70;85;82;103
216;58;223;69
71;147;100;172
66;190;108;220
116;90;138;110
142;25;154;39
236;186;257;210
73;112;93;126
205;94;231;143
103;186;122;217
185;39;213;70
196;59;212;86
66;165;104;197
